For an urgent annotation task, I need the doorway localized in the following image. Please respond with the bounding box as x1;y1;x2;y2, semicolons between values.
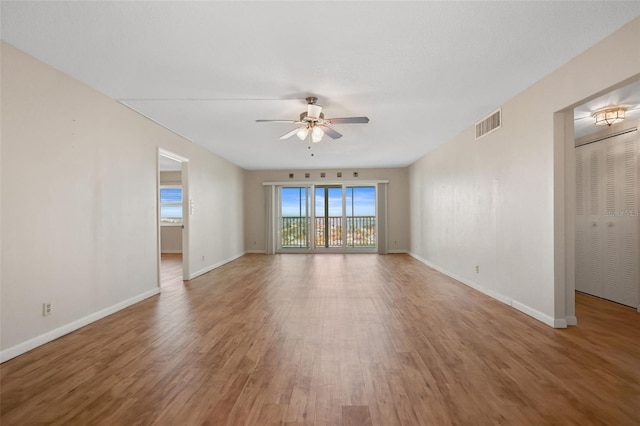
574;129;639;308
572;79;640;311
158;149;190;287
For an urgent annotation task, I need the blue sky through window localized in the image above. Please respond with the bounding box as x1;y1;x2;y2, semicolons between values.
346;187;376;216
281;187;308;217
160;187;183;220
281;186;375;217
160;188;182;203
160;206;182;219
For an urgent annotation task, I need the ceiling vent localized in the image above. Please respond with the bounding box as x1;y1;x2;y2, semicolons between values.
475;109;501;139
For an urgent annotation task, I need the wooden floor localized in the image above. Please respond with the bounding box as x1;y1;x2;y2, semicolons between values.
1;254;639;425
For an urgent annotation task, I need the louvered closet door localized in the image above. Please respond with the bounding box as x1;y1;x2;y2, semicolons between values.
575;142;605;298
602;132;639;307
575;130;639;308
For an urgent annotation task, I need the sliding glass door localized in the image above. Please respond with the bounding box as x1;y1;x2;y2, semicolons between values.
346;186;376;248
277;184;377;251
280;187;310;249
315;186;343;248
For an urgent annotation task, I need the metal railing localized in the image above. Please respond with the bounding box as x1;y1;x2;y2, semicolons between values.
281;216;309;248
281;216;376;248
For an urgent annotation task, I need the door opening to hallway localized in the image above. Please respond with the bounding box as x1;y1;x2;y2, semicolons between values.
158;149;190;286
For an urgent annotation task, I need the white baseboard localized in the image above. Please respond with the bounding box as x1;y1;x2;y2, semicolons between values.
409;252;512;305
245;250;266;254
511;300;562;328
566;316;578;326
161;249;182;254
189;252;245;280
408;252;563;329
388;249;407;254
0;287;160;363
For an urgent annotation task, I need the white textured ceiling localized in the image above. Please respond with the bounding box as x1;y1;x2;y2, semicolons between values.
2;1;639;170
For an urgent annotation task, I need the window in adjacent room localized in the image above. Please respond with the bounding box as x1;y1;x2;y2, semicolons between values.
159;186;183;225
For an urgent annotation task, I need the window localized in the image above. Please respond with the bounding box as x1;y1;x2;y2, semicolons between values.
315;186;343;248
280;187;310;248
160;186;182;225
345;186;376;247
275;184;377;251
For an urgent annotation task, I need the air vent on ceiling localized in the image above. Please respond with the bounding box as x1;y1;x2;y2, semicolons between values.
475;108;501;139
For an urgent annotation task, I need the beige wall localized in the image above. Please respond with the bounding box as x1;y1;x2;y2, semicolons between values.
0;42;245;360
160;171;182;185
409;18;640;327
244;168;410;253
160;227;182;253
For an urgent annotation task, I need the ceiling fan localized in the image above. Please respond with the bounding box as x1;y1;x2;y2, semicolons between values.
256;97;369;143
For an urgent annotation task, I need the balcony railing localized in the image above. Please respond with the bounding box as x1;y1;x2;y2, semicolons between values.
281;216;309;248
281;216;376;248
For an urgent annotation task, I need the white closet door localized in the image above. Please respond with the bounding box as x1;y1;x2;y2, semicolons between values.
575;130;639;308
602;133;639;307
576;143;604;298
575;147;588;294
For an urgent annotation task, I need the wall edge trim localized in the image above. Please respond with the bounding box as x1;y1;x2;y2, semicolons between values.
0;287;160;363
189;252;245;280
408;252;562;328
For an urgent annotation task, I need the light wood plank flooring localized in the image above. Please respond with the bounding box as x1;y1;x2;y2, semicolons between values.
1;254;639;425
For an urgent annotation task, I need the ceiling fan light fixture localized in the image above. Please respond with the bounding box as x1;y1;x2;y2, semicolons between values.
296;127;309;140
311;126;324;143
594;107;625;126
308;104;323;120
257;96;368;143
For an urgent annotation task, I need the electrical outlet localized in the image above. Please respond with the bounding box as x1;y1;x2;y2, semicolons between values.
475;265;480;274
43;303;52;316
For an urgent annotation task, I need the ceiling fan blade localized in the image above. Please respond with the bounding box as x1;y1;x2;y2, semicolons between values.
256;119;299;123
320;125;343;139
325;117;370;124
279;128;302;140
